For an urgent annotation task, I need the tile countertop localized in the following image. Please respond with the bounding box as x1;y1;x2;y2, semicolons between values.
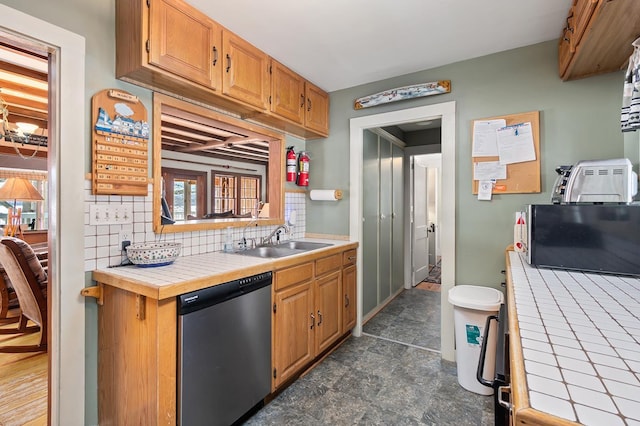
92;238;357;300
507;251;640;426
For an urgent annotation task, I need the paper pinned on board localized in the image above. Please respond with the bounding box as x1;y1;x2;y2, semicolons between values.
472;119;506;157
496;122;536;165
478;180;494;201
474;161;507;181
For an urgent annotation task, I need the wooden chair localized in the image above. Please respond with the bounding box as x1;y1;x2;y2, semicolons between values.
0;237;47;353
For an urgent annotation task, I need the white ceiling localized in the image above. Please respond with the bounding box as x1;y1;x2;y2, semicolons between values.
190;0;573;92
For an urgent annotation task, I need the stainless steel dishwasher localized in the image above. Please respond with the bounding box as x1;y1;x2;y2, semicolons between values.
178;271;272;426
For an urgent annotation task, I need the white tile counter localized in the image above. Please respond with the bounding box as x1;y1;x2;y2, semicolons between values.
508;252;640;426
92;238;357;299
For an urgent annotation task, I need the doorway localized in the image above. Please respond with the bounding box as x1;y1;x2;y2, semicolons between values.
1;5;86;424
411;153;441;287
349;101;456;361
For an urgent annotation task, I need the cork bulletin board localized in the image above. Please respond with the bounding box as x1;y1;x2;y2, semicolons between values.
471;110;540;194
91;89;149;195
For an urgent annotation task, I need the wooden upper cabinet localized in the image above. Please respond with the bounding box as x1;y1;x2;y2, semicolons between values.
270;59;305;124
269;59;330;137
116;0;329;138
148;0;221;90
222;31;270;110
560;0;640;81
305;81;329;136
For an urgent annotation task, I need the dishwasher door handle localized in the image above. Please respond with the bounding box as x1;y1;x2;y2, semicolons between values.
310;313;315;329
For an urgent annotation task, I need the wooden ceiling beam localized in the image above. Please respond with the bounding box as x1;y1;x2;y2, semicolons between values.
1;93;46;113
161;121;227;141
0;78;47;99
0;59;47;82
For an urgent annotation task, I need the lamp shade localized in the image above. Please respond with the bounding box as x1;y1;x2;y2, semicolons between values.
0;177;44;202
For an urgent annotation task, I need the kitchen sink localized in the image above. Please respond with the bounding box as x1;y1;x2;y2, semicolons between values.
277;241;333;251
236;241;333;258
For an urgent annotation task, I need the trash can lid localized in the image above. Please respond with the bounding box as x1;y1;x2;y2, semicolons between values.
448;285;504;311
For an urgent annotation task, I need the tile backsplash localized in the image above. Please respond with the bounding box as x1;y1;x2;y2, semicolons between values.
83;180;306;271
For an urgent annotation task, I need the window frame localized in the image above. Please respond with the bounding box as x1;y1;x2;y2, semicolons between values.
161;167;207;219
211;171;262;216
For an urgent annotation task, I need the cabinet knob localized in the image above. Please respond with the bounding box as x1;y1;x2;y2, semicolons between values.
310;313;315;329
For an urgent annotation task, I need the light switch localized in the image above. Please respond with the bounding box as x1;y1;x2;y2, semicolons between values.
89;204;133;225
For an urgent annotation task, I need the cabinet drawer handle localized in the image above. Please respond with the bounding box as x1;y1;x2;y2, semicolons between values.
212;46;218;66
317;310;322;326
348;256;356;261
300;94;305;108
310;313;315;329
345;294;349;307
226;54;231;73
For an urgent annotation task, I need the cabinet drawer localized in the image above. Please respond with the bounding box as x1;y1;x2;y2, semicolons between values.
342;249;357;267
315;253;342;276
274;262;313;291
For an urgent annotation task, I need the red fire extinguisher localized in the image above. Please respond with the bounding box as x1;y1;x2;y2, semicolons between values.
296;151;310;187
286;146;296;182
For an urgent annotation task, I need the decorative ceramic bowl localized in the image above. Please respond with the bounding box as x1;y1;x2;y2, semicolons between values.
126;242;182;267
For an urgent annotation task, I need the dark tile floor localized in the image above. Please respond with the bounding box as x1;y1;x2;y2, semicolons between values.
244;288;494;425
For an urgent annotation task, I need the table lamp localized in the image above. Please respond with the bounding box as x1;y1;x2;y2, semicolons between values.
0;177;44;237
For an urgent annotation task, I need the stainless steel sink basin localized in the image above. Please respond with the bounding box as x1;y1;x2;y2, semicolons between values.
237;246;301;258
278;241;333;251
236;240;333;258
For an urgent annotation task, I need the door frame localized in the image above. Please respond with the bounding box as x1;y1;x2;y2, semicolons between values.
349;101;456;360
1;5;86;424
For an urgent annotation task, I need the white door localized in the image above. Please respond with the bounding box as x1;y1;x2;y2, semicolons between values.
427;167;438;268
412;159;429;285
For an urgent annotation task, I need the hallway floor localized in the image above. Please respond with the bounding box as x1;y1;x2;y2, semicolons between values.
245;288;494;425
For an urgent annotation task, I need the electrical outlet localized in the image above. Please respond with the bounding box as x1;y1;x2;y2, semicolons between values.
119;230;132;251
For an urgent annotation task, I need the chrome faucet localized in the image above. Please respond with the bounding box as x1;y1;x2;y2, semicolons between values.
240;218;259;250
260;224;290;246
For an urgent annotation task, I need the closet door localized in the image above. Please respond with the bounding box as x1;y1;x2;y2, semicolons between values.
391;144;404;293
362;130;380;316
378;137;392;303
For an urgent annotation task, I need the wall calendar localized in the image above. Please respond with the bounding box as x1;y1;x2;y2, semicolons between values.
91;89;149;195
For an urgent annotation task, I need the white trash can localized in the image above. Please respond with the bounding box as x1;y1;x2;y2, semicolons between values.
448;285;504;395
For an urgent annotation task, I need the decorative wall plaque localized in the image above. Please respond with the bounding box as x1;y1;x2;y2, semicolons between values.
91;89;149;195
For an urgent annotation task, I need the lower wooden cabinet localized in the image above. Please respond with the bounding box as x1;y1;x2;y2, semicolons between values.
272;278;315;387
272;248;356;389
342;248;357;333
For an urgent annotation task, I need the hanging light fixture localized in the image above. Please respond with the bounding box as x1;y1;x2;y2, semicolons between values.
0;93;43;159
0;176;44;238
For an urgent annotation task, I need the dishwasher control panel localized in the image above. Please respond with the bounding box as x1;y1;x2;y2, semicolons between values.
178;271;272;315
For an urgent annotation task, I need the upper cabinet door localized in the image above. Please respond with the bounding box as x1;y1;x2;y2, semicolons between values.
270;59;305;124
222;31;270;110
305;82;329;136
148;0;221;90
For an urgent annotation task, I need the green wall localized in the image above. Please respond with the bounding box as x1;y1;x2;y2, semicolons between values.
307;40;626;288
1;1;634;423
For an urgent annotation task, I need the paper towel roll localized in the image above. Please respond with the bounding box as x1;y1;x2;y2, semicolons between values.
309;189;343;201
